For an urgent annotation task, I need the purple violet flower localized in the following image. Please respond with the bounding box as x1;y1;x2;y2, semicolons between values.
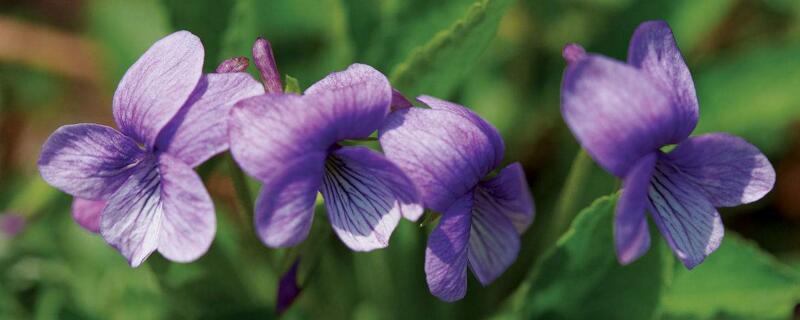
228;63;423;251
378;95;535;302
561;21;775;269
38;31;264;267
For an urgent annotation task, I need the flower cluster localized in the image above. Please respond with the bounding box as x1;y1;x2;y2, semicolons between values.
37;19;776;303
37;30;533;301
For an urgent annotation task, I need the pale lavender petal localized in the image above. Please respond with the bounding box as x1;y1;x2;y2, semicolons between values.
628;20;698;140
561;55;680;177
379;104;501;213
663;133;775;207
615;153;655;265
321;146;422;251
156;153;216;262
38;124;144;199
229;94;333;183
252;37;283;93
475;162;534;234
215;56;250;73
425;194;472;302
648;158;724;269
100;158;162;267
304;64;392;139
156;73;263;167
254;152;327;248
112;31;204;148
72;198;106;233
468;192;519;285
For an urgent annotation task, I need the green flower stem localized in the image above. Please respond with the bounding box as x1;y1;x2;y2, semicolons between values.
545;149;593;245
228;154;254;222
223;153;283;280
492;149;595;317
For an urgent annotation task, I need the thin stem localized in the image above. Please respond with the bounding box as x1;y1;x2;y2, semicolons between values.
547;149;593;245
497;149;594;315
228;154;254;219
226;153;278;270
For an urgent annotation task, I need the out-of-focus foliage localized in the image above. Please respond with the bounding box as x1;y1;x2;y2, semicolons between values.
694;43;800;155
1;0;799;319
387;0;514;98
662;234;800;320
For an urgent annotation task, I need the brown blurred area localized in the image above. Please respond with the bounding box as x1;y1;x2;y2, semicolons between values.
0;1;108;180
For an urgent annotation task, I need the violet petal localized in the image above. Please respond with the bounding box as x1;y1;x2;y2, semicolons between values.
156;73;263;167
648;157;724;269
230;64;391;182
390;88;413;111
100;157;163;267
229;94;332;182
304;63;392;140
156;153;216;263
468;191;519;286
254;152;327;248
561;55;679;177
663;133;775;207
379;101;501;213
277;259;302;314
615;153;655;265
321;147;423;251
628;20;698;140
112;31;204;148
417;95;505;168
38;123;144;199
475;162;535;234
72;198;106;234
425;193;472;302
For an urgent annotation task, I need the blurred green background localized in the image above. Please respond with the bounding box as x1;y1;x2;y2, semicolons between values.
1;0;799;319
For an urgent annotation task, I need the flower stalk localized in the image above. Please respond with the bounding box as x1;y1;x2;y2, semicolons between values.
546;149;592;245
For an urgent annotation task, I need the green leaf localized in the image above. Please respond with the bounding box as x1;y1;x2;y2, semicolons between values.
284;75;302;94
694;42;800;155
362;0;476;69
503;194;672;320
661;233;800;320
389;0;514;98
